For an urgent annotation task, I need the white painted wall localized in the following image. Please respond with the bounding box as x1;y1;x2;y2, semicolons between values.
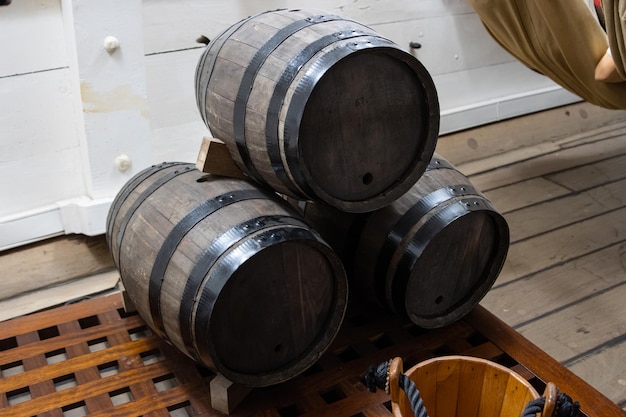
0;0;579;251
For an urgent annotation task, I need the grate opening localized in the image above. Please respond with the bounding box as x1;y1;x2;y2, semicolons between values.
371;333;394;350
141;348;164;365
98;360;120;378
467;331;489;346
38;325;60;341
277;404;301;417
153;373;180;392
335;346;360;363
129;325;152;340
0;336;18;351
61;400;87;417
54;373;77;391
87;336;110;353
78;315;101;329
7;386;31;406
1;360;24;377
109;386;134;405
117;307;139;319
320;385;347;404
46;348;68;364
168;400;193;416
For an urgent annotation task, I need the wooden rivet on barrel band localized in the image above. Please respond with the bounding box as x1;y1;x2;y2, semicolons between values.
191;226;320;370
179;215;310;360
374;184;478;309
115;165;193;270
265;29;379;198
283;37;398;198
148;188;276;338
390;196;496;314
106;162;181;252
233;14;343;187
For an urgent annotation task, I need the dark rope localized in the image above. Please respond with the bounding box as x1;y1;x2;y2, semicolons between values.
364;361;430;417
399;374;429;417
521;392;580;417
364;360;390;393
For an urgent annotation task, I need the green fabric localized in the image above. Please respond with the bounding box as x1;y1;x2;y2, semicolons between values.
469;0;626;109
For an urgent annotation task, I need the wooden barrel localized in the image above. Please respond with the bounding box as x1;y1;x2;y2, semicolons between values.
106;163;348;387
302;155;509;328
195;8;439;213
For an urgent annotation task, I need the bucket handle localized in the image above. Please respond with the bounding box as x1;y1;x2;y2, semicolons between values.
365;357;580;417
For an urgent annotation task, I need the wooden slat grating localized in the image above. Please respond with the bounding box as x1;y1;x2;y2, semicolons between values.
0;292;623;417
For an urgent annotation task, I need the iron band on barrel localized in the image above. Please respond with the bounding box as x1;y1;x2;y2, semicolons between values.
390;197;496;313
178;215;310;358
233;14;342;186
114;165;193;270
374;184;478;307
148;189;274;337
265;29;379;198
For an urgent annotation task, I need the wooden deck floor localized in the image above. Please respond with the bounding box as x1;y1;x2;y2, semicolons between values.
1;100;625;412
437;101;626;410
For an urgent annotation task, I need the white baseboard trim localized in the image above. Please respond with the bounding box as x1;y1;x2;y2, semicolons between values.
0;86;582;251
440;86;581;135
0;197;112;251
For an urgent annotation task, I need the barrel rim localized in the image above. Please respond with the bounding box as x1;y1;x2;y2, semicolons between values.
401;204;510;328
285;44;440;213
196;231;348;387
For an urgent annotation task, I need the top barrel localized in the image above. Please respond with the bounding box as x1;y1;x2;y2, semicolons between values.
196;8;439;213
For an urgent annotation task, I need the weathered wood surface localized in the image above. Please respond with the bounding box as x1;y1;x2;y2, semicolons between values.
106;163;347;387
0;292;622;416
195;8;439;212
437;101;626;410
301;155;508;329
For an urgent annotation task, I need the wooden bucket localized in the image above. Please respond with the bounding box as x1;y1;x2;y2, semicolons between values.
302;154;509;328
106;162;348;387
389;356;557;417
195;8;439;213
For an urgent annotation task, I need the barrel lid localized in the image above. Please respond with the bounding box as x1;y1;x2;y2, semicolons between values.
200;235;347;386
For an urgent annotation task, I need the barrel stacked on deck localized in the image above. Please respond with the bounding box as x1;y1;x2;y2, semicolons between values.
106;9;509;387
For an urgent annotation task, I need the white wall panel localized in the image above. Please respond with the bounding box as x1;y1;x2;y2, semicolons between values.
0;0;67;77
0;0;579;250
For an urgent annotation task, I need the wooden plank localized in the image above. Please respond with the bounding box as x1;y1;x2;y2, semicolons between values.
0;271;120;322
1;292;622;416
465;306;626;417
0;337;161;393
57;320;114;412
496;207;626;286
483;177;570;214
482;242;626;328
564;338;626;408
546;153;626;191
467;134;626;193
514;284;626;364
456;120;626;177
0;292;122;339
484;150;626;213
437;101;626;167
505;178;626;243
0;235;114;302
